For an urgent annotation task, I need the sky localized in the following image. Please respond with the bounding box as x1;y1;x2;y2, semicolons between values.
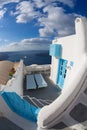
0;0;87;52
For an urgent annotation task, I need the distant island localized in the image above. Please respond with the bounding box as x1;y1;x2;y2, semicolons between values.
36;51;49;56
0;50;51;65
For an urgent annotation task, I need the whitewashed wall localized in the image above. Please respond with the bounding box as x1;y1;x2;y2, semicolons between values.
50;17;87;85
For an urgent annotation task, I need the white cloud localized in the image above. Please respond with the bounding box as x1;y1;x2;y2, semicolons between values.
0;0;20;8
38;5;75;37
12;0;76;37
58;0;75;8
13;1;40;23
33;0;45;8
0;38;51;52
33;0;75;8
0;0;20;19
0;8;7;19
0;0;77;38
21;38;51;44
13;0;75;24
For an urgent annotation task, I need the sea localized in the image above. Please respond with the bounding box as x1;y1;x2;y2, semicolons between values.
0;50;51;66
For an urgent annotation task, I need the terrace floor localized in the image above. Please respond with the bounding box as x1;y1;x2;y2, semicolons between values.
23;74;61;108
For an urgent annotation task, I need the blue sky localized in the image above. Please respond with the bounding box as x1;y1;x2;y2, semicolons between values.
0;0;87;52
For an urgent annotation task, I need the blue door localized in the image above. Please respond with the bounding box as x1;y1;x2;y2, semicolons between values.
56;59;68;89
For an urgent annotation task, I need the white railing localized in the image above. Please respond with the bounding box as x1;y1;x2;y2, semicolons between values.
26;64;51;76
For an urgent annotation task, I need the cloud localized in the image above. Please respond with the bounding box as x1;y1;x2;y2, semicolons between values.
12;0;76;37
0;0;77;37
21;38;51;44
0;8;7;19
13;1;40;23
33;0;75;8
0;0;20;8
32;0;45;8
0;0;20;19
13;0;76;23
38;5;75;37
0;38;51;52
58;0;75;8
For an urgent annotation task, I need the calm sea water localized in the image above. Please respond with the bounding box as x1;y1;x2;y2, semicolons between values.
0;50;51;66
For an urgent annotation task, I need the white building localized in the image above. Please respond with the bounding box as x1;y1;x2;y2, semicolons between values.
50;17;87;90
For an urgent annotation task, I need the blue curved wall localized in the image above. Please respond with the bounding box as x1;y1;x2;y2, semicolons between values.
1;92;41;122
